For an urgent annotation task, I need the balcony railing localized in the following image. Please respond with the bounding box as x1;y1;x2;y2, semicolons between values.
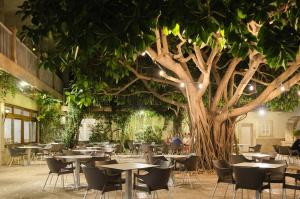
0;22;63;95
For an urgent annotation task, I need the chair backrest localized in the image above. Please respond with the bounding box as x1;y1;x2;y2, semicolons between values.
153;159;173;168
278;146;291;155
212;160;233;182
253;144;262;152
142;167;172;191
152;155;168;163
272;145;280;153
45;157;64;173
183;155;199;171
261;159;287;174
82;166;107;190
233;167;265;190
230;155;252;164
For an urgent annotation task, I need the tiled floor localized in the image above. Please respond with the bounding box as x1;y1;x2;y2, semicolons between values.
0;161;297;199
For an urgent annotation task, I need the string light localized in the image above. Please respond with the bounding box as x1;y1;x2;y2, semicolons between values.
180;82;185;88
280;85;285;92
198;83;203;89
159;70;165;76
298;90;300;96
248;84;254;91
19;81;29;87
141;51;146;56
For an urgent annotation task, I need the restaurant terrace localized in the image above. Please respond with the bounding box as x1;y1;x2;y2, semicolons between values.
0;0;300;199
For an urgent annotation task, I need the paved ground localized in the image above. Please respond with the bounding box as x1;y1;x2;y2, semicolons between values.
0;160;297;199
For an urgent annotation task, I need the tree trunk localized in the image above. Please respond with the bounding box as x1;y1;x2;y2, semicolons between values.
172;109;183;136
188;95;236;169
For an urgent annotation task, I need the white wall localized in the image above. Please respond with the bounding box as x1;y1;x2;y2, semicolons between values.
236;108;300;152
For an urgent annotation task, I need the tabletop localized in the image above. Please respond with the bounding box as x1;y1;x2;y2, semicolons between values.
55;155;92;159
233;162;285;169
72;149;101;152
155;154;189;159
99;163;157;171
242;153;271;158
18;146;42;149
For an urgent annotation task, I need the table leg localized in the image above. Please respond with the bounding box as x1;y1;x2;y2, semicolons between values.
125;170;133;199
75;160;80;189
255;190;260;199
27;148;31;166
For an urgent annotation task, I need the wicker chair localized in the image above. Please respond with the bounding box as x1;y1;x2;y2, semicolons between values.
82;166;122;199
43;157;75;191
7;147;27;166
134;166;173;198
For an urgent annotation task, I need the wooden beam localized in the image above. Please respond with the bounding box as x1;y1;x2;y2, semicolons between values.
0;53;63;99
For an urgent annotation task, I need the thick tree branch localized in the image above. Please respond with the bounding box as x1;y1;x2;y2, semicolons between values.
161;33;169;54
228;59;300;117
227;52;264;107
234;71;270;86
125;63;178;87
265;73;300;102
155;29;162;55
211;57;241;112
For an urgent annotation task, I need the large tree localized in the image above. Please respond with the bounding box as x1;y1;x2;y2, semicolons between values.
19;0;300;168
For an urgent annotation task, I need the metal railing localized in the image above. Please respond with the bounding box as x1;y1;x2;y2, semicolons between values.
0;22;63;94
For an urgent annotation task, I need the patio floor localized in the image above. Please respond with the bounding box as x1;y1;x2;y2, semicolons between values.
0;161;296;199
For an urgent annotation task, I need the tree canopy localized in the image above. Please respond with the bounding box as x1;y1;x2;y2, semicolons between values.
18;0;300;168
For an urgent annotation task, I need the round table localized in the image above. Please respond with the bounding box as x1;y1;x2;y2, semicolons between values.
17;146;42;166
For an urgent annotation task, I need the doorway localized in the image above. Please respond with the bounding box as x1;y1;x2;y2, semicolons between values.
238;123;254;152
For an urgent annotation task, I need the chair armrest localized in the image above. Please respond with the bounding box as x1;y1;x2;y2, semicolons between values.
284;172;300;179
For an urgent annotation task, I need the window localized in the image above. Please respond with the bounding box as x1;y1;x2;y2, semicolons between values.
4;104;38;144
14;119;22;143
4;119;12;144
259;120;273;137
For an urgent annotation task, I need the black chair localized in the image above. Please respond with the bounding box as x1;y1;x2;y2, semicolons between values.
230;154;254;164
261;159;287;184
233;167;271;199
210;160;235;198
151;155;168;164
43;157;75;191
95;159;125;184
82;166;122;199
278;146;298;163
281;172;300;199
7;147;27;166
134;166;172;198
272;145;280;153
176;155;199;188
249;144;262;152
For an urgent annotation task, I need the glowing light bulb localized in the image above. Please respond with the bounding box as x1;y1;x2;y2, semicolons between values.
5;109;10;113
141;51;146;56
19;81;29;87
258;107;266;116
159;70;165;76
298;90;300;96
180;82;185;88
280;85;285;92
248;84;254;91
198;83;203;89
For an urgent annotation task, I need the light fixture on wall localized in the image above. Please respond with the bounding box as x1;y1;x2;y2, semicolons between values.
258;107;267;116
